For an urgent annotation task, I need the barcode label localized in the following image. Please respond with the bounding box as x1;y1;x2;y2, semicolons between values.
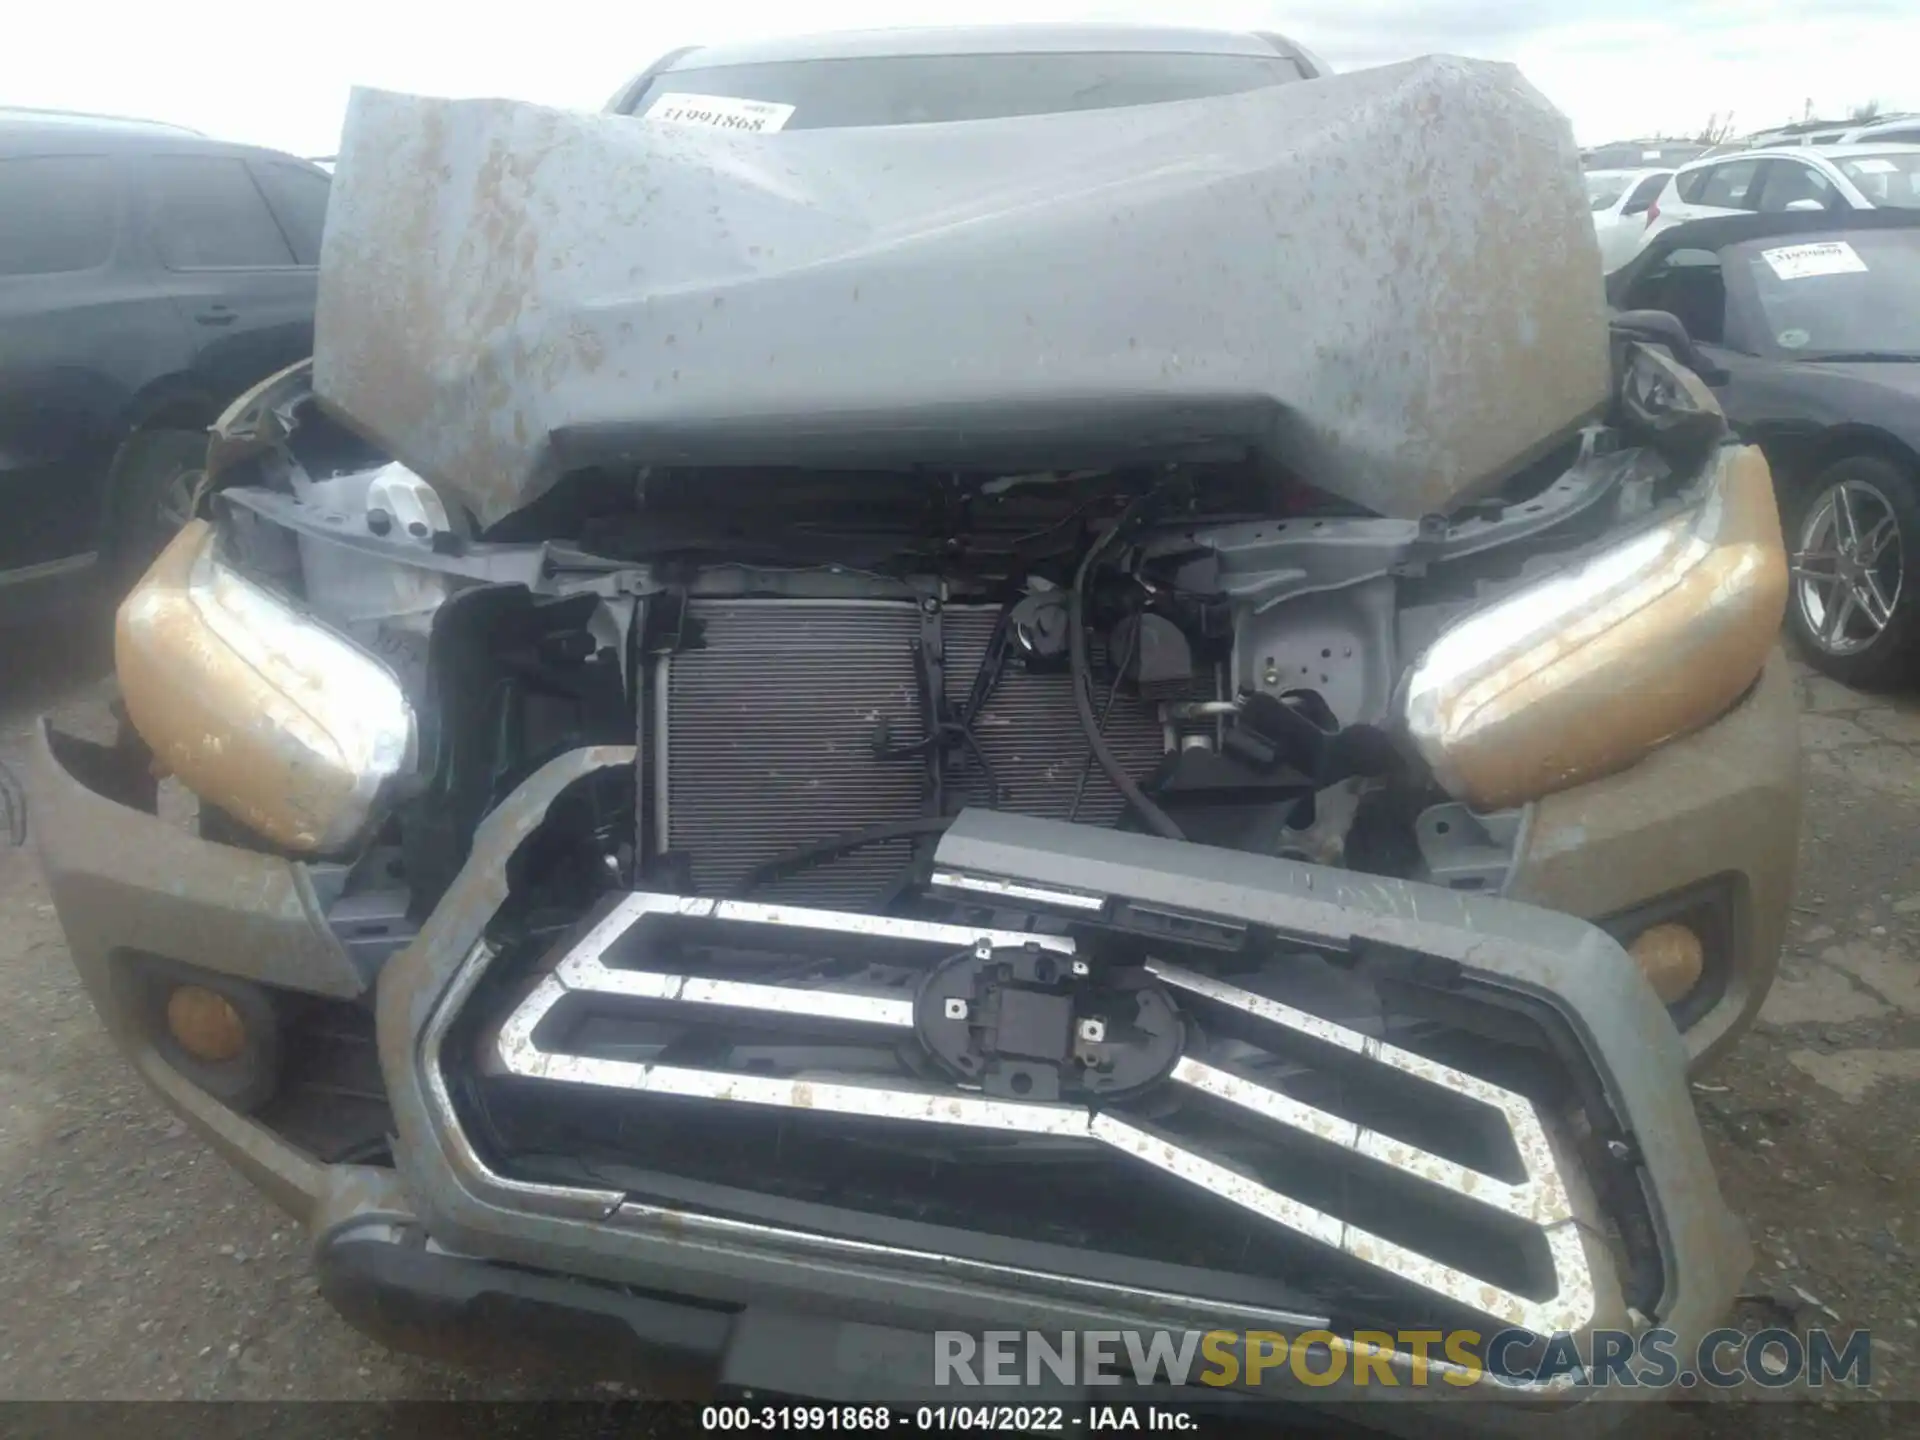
644;92;795;134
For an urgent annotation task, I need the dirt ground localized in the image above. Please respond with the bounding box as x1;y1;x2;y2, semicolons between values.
1;609;1917;1435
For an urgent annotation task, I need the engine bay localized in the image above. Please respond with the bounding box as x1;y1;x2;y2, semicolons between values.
205;389;1703;944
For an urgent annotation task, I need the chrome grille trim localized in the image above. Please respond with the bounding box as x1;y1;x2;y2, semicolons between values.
425;947;1335;1335
1148;960;1580;1229
578;970;918;1028
486;891;1605;1336
929;869;1108;911
559;891;1078;959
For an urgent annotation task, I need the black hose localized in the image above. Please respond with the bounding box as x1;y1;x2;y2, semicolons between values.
1066;621;1137;825
1068;502;1184;841
950;725;1002;810
875;721;1002;810
733;815;956;897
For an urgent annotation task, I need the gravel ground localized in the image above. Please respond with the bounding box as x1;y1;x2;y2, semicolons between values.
2;610;1917;1435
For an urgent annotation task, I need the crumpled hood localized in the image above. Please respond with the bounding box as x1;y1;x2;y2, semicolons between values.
313;55;1609;530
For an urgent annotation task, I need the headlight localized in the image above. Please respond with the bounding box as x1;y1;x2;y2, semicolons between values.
116;521;416;853
1400;443;1787;810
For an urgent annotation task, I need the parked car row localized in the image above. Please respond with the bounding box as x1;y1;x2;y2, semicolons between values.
1610;209;1920;684
1585;117;1920;172
0;107;328;621
1647;143;1920;235
1581;138;1707;170
1602;149;1920;683
1591;141;1920;276
1742;114;1920;150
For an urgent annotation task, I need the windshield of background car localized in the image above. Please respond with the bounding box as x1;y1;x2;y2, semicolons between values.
625;50;1305;129
1587;174;1633;210
1833;152;1920;209
1737;229;1920;356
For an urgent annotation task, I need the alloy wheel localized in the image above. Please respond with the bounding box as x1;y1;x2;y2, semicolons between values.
1792;477;1904;657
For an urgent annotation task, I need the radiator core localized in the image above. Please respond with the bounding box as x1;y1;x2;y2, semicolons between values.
658;599;1173;907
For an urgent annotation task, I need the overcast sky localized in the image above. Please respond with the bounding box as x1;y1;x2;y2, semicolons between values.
4;1;1913;157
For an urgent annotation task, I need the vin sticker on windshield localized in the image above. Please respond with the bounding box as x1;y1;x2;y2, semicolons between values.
1761;241;1868;281
644;93;795;133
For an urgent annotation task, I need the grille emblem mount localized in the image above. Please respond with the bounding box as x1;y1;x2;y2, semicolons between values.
914;942;1183;1101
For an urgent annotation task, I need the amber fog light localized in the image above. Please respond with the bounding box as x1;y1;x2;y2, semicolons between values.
166;985;248;1063
1599;876;1736;1028
114;957;284;1113
1629;923;1705;1005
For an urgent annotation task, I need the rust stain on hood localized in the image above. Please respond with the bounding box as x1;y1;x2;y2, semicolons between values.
313;56;1609;529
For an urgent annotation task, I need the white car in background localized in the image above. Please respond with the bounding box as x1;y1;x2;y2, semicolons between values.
1643;144;1920;245
1838;116;1920;146
1587;167;1672;270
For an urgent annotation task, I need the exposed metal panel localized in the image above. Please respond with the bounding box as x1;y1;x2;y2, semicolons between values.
663;600;1166;905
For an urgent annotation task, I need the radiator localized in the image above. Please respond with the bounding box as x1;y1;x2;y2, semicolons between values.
658;599;1174;907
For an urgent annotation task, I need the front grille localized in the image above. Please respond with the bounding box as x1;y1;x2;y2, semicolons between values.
466;892;1615;1336
660;600;1178;907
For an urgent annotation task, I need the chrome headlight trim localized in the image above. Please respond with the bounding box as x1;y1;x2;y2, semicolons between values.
188;542;416;805
1400;444;1788;810
187;542;416;851
117;521;417;854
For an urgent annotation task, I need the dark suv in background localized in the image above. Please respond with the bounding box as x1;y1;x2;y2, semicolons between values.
0;107;328;618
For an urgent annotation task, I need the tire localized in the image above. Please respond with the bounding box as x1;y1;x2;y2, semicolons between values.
108;427;209;583
1783;453;1920;689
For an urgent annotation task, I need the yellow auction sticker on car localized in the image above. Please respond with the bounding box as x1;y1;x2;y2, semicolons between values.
644;92;796;133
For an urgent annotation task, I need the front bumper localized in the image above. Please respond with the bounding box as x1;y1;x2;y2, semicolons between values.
1508;654;1802;1067
30;666;1797;1420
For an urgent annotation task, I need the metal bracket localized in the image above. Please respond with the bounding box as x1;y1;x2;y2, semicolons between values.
1414;801;1528;894
913;943;1180;1102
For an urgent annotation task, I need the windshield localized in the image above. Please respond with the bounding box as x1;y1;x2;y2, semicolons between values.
1739;229;1920;357
626;51;1304;130
1833;152;1920;209
1587;174;1633;211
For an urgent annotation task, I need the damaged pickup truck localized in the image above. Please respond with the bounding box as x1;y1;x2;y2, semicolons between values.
33;26;1803;1420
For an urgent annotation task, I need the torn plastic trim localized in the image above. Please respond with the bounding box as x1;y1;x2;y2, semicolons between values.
1153;437;1653;613
219;485;550;589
